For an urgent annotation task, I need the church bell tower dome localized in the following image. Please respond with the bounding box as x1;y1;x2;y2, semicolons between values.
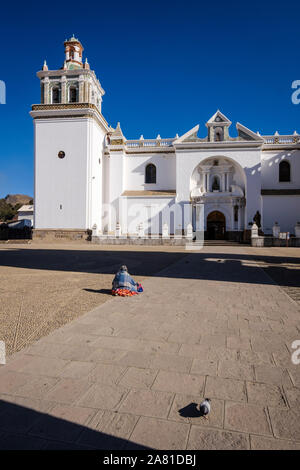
63;35;84;69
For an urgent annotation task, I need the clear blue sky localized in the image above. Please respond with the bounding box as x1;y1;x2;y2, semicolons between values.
0;0;299;198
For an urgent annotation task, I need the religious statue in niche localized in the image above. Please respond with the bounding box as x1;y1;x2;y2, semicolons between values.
212;176;220;191
253;210;261;228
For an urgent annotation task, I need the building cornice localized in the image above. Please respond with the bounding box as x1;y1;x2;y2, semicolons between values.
30;103;109;132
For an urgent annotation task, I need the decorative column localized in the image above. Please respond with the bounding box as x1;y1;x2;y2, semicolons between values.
231;204;235;230
43;77;49;104
79;75;84;102
61;76;67;103
221;173;226;192
206;172;211;192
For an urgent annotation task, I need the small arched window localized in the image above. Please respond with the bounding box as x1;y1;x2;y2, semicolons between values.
145;164;156;184
52;87;60;103
69;87;77;103
279;161;290;182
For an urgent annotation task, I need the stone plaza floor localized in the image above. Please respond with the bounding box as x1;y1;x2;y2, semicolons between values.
0;245;300;449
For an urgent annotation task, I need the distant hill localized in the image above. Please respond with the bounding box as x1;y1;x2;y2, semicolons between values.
0;194;33;222
5;194;33;205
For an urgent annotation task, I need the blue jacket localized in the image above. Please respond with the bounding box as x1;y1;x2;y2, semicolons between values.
112;271;137;292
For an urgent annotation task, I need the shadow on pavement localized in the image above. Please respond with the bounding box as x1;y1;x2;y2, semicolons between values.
0;399;149;450
0;248;299;288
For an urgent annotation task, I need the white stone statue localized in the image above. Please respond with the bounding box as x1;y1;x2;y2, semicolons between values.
116;222;121;237
186;223;193;239
138;222;144;238
92;223;98;237
162;223;169;238
251;223;259;238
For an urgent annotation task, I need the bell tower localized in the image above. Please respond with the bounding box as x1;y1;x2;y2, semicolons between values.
64;35;84;69
30;38;109;239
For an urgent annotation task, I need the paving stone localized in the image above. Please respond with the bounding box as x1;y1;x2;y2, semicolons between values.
284;387;300;408
205;376;247;402
224;402;272;436
59;343;98;361
88;363;125;385
190;358;218;376
24;342;69;359
218;359;254;381
251;337;287;354
149;353;192;374
167;329;202;345
12;376;59;400
4;354;42;371
246;381;287;407
87;348;127;364
250;435;300;450
119;389;174;418
0;371;32;394
227;336;251;351
168;393;224;428
118;367;158;389
128;417;189;450
77;384;128;410
288;368;300;388
187;425;250;450
254;364;293;387
78;410;139;449
19;356;70;377
44;378;92;404
152;370;205;395
200;334;226;348
29;404;97;442
179;344;237;361
268;407;300;441
238;350;273;365
60;361;96;379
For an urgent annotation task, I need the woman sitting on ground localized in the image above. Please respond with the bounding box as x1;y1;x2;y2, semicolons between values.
112;265;141;296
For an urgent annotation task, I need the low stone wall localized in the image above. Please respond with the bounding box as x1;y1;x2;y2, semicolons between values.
33;229;91;242
251;236;300;247
92;236;189;246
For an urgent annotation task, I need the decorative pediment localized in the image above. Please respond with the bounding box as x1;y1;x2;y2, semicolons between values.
236;122;264;142
173;124;199;143
206;110;232;127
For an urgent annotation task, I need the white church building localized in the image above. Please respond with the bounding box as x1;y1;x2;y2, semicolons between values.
31;37;300;243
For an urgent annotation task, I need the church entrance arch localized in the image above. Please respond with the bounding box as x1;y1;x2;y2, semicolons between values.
207;211;226;240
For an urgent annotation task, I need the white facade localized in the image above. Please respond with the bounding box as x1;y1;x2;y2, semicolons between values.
31;39;300;240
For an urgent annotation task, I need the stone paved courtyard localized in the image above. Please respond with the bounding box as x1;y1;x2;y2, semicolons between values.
0;245;300;449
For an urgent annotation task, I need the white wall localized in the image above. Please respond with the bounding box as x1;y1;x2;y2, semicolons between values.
120;197;183;235
34;116;106;230
261;150;300;189
262;195;300;234
124;153;176;191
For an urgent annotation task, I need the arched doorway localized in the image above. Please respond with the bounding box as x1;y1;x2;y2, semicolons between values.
207;211;226;240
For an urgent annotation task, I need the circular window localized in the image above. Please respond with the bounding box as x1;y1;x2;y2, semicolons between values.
58;151;65;159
